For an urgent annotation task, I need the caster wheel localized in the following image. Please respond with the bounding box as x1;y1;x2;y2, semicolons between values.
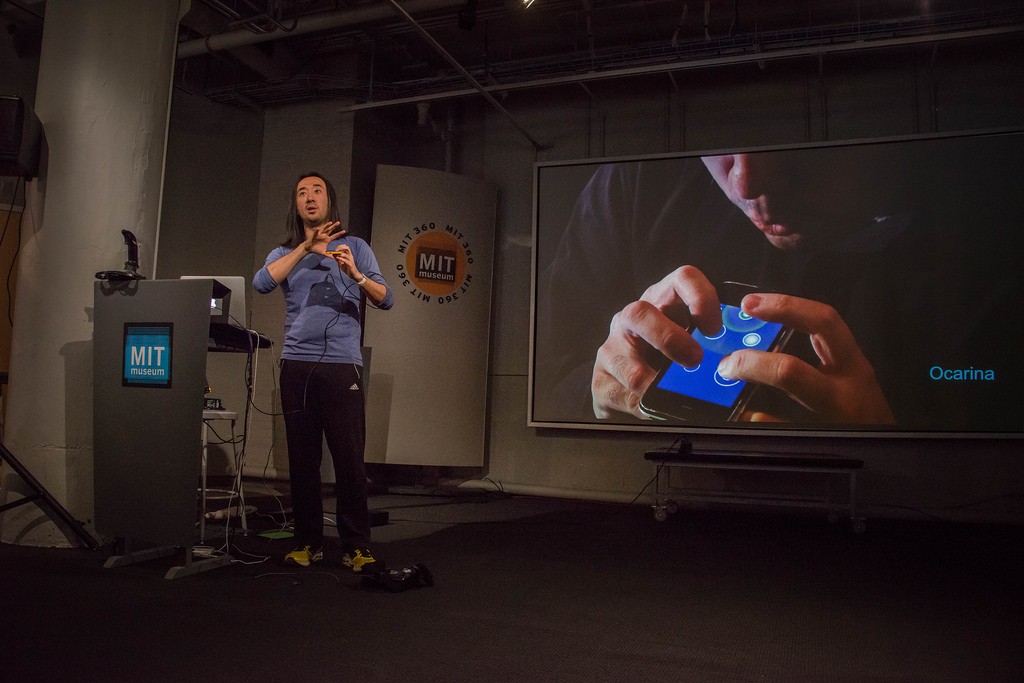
666;500;678;514
653;507;668;522
851;519;866;535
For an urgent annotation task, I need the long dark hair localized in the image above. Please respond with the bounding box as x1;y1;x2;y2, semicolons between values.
280;171;341;247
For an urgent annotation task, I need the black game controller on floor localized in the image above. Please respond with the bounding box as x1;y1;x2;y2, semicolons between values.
361;564;434;593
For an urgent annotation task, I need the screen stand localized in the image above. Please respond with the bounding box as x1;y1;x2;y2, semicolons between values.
0;440;100;549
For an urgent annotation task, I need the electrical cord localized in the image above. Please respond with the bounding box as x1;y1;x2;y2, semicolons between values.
2;175;24;327
236;256;388;538
620;437;688;506
628;462;664;506
229;547;272;566
252;257;386;419
246;479;293;536
253;570;340;584
871;493;1024;523
291;266;385;413
203;421;244;446
248;338;284;418
201;315;262;554
294;302;343;415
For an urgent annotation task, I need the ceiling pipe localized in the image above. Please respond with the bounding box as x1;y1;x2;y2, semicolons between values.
383;0;547;151
178;0;547;149
334;23;1023;113
176;0;466;59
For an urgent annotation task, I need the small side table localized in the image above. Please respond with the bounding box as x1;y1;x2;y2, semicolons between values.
200;409;245;542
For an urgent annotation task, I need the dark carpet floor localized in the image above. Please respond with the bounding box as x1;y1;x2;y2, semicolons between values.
2;492;1023;682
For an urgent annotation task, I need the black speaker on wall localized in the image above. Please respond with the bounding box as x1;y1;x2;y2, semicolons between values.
0;95;42;179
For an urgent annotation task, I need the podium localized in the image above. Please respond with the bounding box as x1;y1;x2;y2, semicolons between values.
93;279;239;578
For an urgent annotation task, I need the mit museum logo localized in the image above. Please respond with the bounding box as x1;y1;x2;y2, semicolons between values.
394;222;475;304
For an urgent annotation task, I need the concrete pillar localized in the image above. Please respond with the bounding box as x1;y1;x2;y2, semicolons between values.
1;0;184;545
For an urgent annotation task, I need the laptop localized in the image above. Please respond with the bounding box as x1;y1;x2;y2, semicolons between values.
180;275;248;329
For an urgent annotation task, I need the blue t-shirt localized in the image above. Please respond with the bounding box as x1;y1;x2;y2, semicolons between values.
253;236;393;364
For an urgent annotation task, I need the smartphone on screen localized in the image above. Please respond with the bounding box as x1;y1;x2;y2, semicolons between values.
639;282;793;423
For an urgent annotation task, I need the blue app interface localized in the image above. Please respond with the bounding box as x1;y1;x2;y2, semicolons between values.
655;304;784;408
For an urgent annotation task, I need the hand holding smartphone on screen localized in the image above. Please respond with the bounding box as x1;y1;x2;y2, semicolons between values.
639;281;793;422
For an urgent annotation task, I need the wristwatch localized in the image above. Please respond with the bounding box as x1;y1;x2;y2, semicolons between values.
355;275;367;286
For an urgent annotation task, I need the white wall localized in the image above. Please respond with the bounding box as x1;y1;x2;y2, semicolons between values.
5;3;1016;547
158;34;1024;523
161;95;358;481
247;100;357;479
2;0;181;545
460;41;1024;521
159;89;264;474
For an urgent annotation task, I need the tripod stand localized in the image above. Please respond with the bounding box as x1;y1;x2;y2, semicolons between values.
0;440;99;548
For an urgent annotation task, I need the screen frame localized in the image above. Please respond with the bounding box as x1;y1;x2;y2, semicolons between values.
527;127;1024;439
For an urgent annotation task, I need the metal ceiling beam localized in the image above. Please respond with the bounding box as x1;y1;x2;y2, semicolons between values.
176;0;465;59
383;0;547;150
335;23;1024;112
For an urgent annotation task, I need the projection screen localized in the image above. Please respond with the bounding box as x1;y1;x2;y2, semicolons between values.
529;130;1023;438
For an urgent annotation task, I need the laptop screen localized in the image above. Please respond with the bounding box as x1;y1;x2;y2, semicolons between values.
180;276;247;328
